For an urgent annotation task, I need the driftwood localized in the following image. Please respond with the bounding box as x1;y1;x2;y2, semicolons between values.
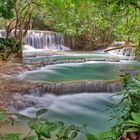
104;46;124;52
104;42;135;52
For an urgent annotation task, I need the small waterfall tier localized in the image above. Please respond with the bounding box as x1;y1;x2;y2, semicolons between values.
8;80;122;112
20;80;122;95
0;30;70;51
109;47;135;58
24;30;70;50
106;42;136;59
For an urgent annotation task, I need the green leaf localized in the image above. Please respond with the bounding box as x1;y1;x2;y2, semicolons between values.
128;120;140;125
131;112;140;124
14;113;32;120
0;109;8;122
130;94;140;108
123;123;138;127
86;133;98;140
23;135;38;140
64;126;73;136
2;133;20;140
70;132;78;139
46;121;64;131
40;129;51;138
57;127;66;137
36;109;48;117
98;130;116;139
32;120;51;138
125;128;139;133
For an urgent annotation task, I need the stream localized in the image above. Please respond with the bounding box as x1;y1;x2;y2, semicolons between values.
0;30;140;139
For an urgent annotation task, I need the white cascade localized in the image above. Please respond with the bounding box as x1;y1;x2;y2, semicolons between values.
24;30;70;50
109;47;136;59
0;30;70;51
108;42;136;59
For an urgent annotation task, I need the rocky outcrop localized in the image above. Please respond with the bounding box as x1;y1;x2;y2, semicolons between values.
23;57;120;65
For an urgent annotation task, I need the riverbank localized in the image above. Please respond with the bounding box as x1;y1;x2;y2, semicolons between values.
0;62;34;109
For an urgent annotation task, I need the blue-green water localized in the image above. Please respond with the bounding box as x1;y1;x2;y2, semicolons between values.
19;61;140;82
3;51;140;139
1;93;122;140
23;51;114;63
23;51;131;64
16;93;122;140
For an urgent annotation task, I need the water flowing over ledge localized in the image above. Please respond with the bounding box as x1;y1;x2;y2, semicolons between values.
23;57;120;64
106;42;136;59
0;30;70;51
21;80;123;95
9;80;122;112
109;47;136;59
24;30;70;50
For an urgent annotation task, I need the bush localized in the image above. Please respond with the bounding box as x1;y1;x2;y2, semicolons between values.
0;37;20;61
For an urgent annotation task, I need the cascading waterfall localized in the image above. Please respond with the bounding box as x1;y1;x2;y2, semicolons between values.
16;60;140;97
9;93;122;136
0;30;70;51
16;80;122;95
1;29;140;138
24;30;70;50
109;47;136;59
107;42;136;59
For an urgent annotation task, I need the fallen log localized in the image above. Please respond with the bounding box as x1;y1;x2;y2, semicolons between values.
104;46;124;52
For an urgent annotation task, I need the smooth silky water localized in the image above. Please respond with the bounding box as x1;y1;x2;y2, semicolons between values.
19;93;121;132
1;60;138;139
19;61;140;82
0;93;122;140
23;51;129;64
23;52;110;64
0;30;139;139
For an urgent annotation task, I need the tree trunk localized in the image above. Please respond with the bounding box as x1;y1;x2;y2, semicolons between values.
104;46;124;52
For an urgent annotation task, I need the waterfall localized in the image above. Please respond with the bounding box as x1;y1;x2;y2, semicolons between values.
0;30;70;51
107;42;136;59
109;47;136;58
19;80;122;95
24;30;70;50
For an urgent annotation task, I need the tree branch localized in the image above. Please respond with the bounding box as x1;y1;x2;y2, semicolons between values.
129;1;140;10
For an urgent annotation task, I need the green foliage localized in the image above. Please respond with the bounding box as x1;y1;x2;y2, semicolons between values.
36;108;48;118
86;133;98;140
2;133;20;140
85;130;116;140
83;75;140;140
23;135;38;140
29;117;82;140
0;0;140;51
126;112;140;127
0;109;9;122
135;38;140;60
35;0;140;51
109;75;140;139
1;76;140;140
0;37;19;61
0;109;83;140
0;0;14;19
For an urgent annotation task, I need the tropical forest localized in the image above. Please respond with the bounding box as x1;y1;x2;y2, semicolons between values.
0;0;140;140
